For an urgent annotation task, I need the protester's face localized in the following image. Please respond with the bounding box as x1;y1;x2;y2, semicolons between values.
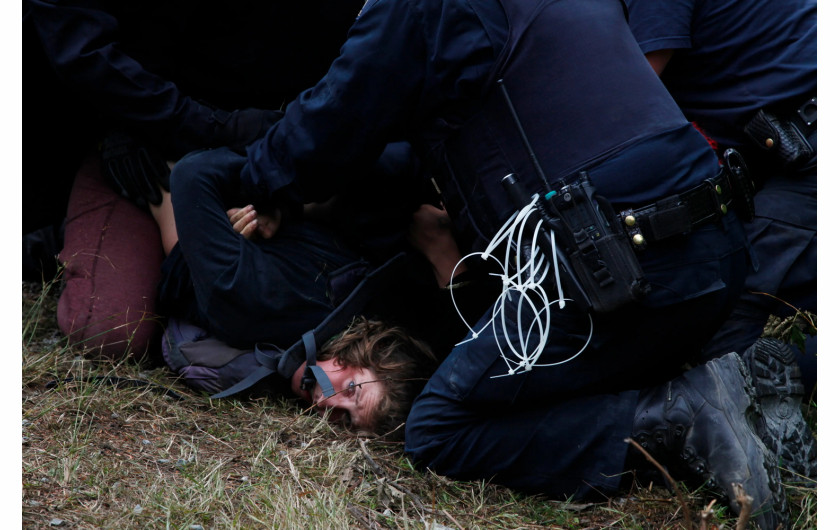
306;358;385;431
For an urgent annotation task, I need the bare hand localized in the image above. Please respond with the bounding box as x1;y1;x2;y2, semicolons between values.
226;204;282;240
409;204;466;287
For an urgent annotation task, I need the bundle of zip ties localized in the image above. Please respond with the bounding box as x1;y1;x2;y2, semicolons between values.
447;195;593;376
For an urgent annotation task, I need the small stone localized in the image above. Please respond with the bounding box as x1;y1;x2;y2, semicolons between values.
175;459;187;468
157;459;170;464
141;439;151;446
111;413;119;419
189;525;204;530
49;519;64;527
133;504;143;514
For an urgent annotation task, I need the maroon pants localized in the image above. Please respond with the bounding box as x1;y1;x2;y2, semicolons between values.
57;152;164;360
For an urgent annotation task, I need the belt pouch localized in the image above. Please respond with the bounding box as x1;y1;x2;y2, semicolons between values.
743;99;816;170
544;173;650;312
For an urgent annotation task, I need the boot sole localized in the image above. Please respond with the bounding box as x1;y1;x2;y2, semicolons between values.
704;352;789;530
744;338;817;481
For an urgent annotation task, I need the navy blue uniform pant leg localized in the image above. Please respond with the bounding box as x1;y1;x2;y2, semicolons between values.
702;168;816;394
405;295;724;499
406;216;750;499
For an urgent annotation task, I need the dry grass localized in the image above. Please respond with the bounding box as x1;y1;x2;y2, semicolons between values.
21;278;816;529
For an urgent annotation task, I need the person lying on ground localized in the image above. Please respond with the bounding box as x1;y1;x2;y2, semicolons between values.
148;152;496;435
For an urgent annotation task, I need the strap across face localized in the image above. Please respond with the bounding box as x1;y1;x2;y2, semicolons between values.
303;364;336;398
299;330;336;398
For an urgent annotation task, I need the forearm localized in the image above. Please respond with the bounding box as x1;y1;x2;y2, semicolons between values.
149;189;178;256
241;0;499;208
645;49;674;76
409;204;467;288
240;0;432;205
28;0;233;157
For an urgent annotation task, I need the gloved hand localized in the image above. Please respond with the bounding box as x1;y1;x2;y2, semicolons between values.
164;103;284;159
209;107;283;153
100;130;171;208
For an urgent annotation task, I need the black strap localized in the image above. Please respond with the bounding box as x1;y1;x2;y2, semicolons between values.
209;343;282;399
211;252;407;399
305;366;336;398
300;330;336;398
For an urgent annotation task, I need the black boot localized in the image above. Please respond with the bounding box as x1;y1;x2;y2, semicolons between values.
744;338;816;481
631;352;788;530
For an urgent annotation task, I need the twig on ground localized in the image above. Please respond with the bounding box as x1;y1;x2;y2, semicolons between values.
359;438;385;476
751;291;816;330
359;438;456;523
373;421;406;441
625;438;694;530
441;508;466;530
384;477;431;516
347;503;377;530
698;498;716;530
732;483;753;530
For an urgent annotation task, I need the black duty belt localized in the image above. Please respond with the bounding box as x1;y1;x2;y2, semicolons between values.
618;170;734;251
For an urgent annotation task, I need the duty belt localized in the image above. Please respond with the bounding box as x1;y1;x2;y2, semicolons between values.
618;170;734;251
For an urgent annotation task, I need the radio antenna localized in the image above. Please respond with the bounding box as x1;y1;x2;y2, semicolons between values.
497;78;551;191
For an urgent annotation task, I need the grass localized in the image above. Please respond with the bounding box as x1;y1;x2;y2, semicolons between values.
22;278;817;529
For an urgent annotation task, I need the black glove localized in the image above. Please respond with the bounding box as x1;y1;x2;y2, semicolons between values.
209;107;283;153
100;130;171;208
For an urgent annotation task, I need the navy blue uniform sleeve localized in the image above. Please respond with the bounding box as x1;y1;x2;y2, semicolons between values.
625;0;693;54
241;0;500;204
27;0;224;157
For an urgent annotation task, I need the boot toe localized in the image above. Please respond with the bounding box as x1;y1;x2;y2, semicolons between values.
633;352;790;529
693;352;789;530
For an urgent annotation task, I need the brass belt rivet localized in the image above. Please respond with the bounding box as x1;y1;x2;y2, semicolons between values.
632;234;645;246
765;138;774;148
720;204;728;215
624;215;636;227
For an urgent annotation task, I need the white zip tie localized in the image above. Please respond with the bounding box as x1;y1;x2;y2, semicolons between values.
448;195;593;375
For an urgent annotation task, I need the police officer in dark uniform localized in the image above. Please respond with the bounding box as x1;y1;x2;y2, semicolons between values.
24;0;364;358
173;0;793;526
625;0;817;479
